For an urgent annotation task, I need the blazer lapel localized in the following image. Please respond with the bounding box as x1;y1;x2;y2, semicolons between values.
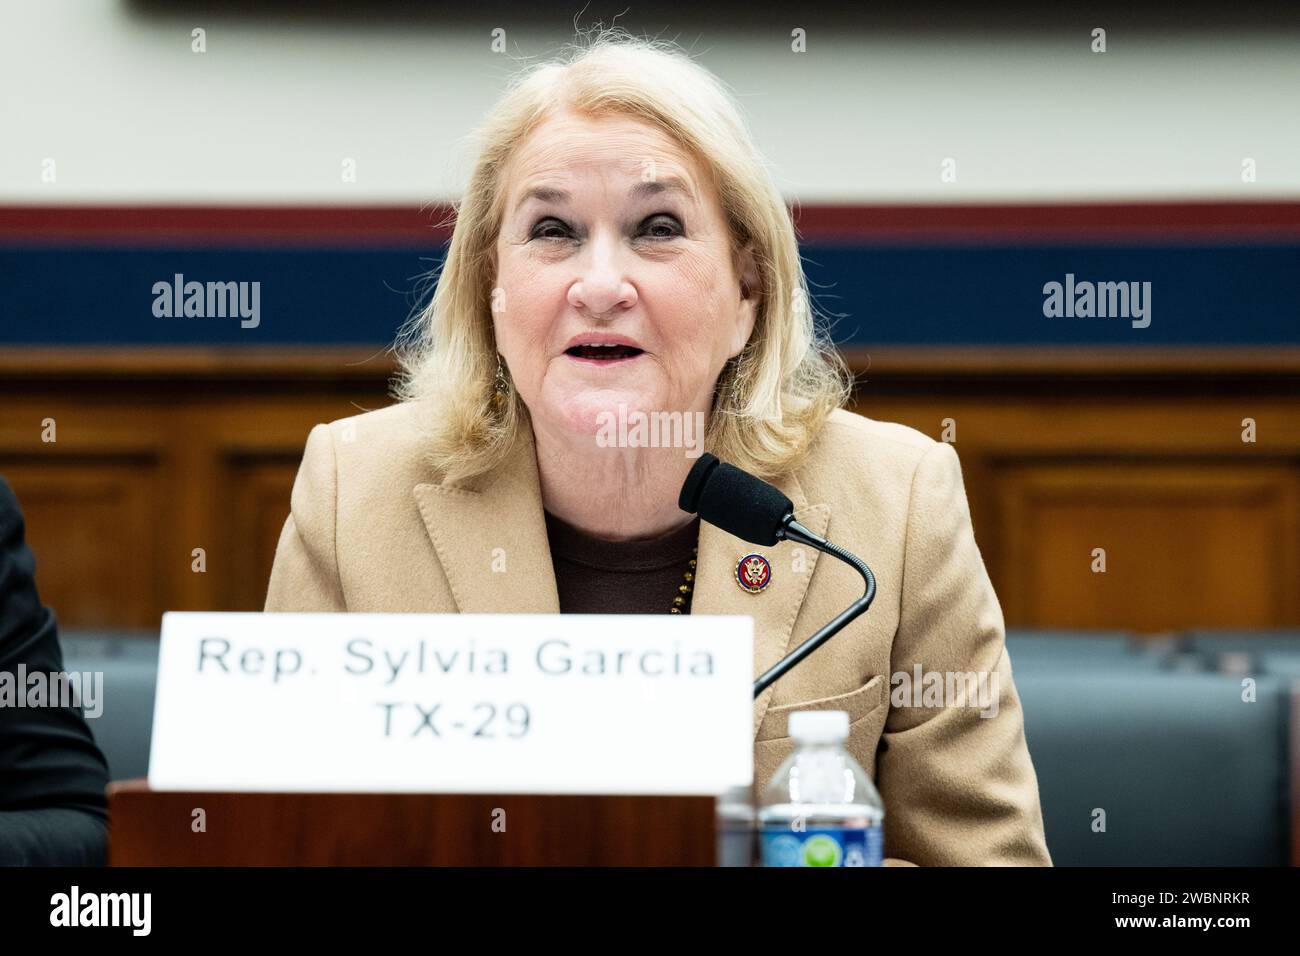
688;470;830;741
413;425;561;614
413;424;829;741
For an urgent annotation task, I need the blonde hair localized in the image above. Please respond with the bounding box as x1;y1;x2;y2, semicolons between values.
393;28;852;484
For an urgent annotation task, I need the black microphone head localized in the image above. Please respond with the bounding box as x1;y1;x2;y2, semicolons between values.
678;453;720;515
678;454;793;547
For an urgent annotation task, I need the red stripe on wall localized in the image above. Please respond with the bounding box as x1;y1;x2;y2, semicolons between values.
793;202;1300;242
0;205;451;246
2;202;1300;246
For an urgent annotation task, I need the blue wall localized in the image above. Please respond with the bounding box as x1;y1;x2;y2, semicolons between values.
2;242;1297;346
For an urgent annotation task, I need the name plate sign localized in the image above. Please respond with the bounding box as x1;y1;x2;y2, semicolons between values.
149;612;753;794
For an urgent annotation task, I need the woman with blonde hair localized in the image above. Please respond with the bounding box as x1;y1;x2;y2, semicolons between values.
266;30;1051;866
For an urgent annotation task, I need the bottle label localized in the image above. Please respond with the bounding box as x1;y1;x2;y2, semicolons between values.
759;825;883;867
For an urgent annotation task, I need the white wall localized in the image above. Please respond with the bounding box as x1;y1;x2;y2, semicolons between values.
3;1;1298;204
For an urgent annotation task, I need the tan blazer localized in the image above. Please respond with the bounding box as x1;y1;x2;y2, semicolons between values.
265;402;1052;866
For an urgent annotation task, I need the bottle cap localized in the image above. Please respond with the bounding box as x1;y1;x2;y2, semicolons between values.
788;710;849;743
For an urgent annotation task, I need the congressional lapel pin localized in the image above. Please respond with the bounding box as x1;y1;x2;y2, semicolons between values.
735;553;772;593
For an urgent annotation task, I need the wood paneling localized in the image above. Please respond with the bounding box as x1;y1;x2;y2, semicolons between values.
2;463;162;628
848;353;1300;633
2;346;1299;633
997;464;1300;629
220;457;302;612
0;349;394;626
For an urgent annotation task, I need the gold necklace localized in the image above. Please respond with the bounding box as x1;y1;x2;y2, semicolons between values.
670;547;698;614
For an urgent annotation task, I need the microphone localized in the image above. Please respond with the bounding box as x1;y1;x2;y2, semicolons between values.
679;453;878;699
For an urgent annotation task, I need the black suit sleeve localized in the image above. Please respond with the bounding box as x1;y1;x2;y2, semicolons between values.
0;476;109;865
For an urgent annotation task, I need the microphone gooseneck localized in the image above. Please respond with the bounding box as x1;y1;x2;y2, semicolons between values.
679;453;878;699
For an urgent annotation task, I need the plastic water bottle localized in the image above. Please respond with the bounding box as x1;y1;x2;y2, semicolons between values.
757;710;884;867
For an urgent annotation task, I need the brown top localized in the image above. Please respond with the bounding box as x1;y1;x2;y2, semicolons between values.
543;510;701;615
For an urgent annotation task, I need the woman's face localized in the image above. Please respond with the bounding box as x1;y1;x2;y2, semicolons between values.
492;110;758;441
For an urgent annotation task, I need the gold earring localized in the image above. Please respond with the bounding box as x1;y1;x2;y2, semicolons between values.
492;353;509;410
